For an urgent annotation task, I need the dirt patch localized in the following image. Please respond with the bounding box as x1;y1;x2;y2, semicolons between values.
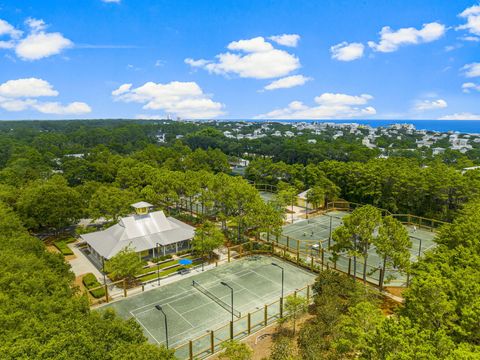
46;244;61;254
65;254;77;261
385;286;405;298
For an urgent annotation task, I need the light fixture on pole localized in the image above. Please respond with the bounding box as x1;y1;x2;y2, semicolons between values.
155;304;169;348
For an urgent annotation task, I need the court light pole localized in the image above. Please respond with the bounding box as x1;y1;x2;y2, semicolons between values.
271;263;284;299
271;262;285;318
155;304;169;349
220;281;234;323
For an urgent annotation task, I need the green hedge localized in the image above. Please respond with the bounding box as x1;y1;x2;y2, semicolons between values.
82;273;105;299
54;240;74;256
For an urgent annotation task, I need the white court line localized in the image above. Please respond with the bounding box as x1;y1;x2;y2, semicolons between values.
166;303;195;328
133;313;161;345
130;268;254;315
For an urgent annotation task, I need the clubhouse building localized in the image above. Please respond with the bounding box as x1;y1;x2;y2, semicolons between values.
81;202;195;261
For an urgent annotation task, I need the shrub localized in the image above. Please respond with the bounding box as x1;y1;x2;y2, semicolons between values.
82;273;98;288
54;240;74;256
82;273;105;299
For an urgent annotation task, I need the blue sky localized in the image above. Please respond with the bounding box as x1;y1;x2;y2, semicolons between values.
0;0;479;120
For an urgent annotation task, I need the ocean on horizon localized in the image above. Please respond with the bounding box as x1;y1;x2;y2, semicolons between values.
240;119;480;134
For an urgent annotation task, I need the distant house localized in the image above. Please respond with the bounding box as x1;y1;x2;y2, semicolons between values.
82;202;195;261
296;189;324;210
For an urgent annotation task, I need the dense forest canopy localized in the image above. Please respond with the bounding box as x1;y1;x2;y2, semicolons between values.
0;119;479;359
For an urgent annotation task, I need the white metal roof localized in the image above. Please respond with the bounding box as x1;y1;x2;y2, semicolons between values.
81;210;194;259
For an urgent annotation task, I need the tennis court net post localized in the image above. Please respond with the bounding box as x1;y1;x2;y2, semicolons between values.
192;280;241;318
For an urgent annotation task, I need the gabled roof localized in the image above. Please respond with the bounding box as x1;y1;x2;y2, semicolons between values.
131;201;154;209
81;210;194;259
297;189;311;199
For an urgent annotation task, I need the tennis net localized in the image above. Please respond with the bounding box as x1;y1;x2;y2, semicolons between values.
192;280;241;318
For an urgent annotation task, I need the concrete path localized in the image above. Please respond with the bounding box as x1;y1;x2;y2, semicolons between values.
67;242;104;281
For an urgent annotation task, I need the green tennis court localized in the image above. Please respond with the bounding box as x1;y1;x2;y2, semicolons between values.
97;255;315;357
265;211;438;286
259;191;276;203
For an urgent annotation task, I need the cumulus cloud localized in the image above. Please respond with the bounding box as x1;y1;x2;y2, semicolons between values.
462;63;480;78
0;19;23;38
112;81;225;119
269;34;300;47
330;42;364;61
185;36;300;79
462;82;480;93
457;4;480;39
414;99;448;111
368;22;445;52
439;112;480;120
255;93;376;119
263;75;311;91
0;78;58;97
16;31;72;61
0;78;91;115
0;17;72;61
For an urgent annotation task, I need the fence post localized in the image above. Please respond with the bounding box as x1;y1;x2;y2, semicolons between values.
348;258;352;276
189;340;193;360
230;321;234;340
104;284;109;303
379;268;384;291
321;249;324;269
279;297;283;318
264;304;268;326
310;256;314;271
228;247;231;263
306;285;310;302
287;236;290;249
210;330;214;354
247;313;251;334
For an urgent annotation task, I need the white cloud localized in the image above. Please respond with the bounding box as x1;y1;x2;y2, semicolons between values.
462;63;480;78
414;99;448;111
135;114;164;120
0;78;59;97
0;19;22;38
227;37;273;52
185;36;300;79
102;0;121;3
457;5;480;37
269;34;300;47
16;31;72;60
112;83;132;96
0;78;91;115
32;101;91;115
0;40;15;49
0;18;72;61
185;58;211;68
462;82;480;93
263;75;311;91
255;92;376;119
368;22;445;52
439;112;480;120
25;18;47;32
330;42;365;61
112;81;225;119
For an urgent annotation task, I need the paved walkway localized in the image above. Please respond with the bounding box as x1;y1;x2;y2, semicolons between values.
68;242;104;281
